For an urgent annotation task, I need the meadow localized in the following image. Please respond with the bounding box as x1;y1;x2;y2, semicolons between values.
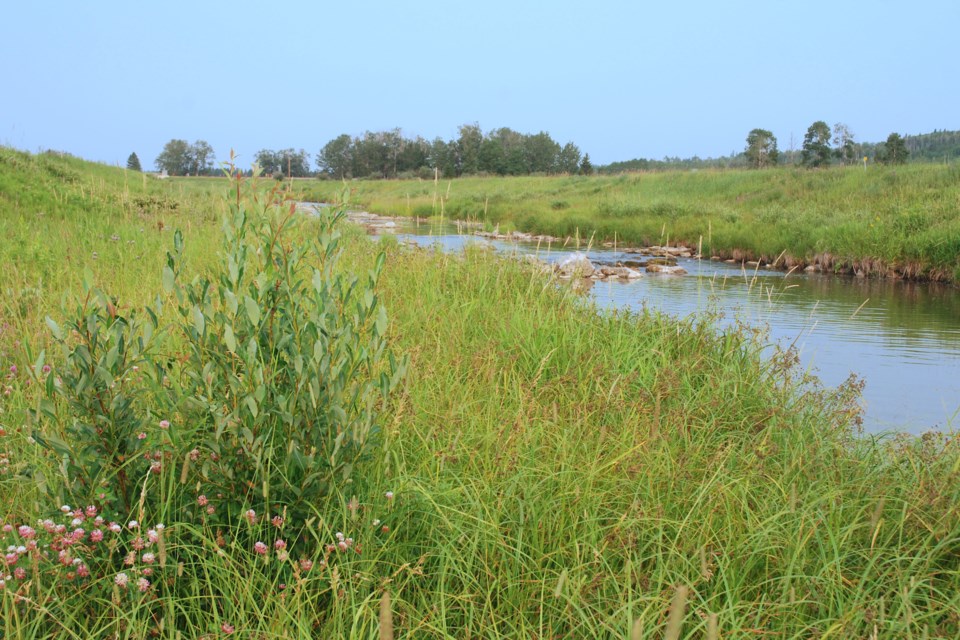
1;148;958;638
296;165;960;283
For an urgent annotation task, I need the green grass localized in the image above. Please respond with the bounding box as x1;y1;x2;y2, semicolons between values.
1;149;958;638
294;166;960;282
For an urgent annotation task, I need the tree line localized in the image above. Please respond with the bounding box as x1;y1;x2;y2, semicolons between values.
150;125;593;178
316;124;592;179
148;125;956;178
603;124;926;174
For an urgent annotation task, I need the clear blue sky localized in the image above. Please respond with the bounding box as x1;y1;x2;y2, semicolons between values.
2;0;957;169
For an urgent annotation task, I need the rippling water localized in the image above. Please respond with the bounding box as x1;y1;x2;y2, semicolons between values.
327;208;960;435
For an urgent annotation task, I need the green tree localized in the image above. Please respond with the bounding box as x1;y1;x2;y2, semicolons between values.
456;123;483;176
318;134;354;179
126;152;142;172
832;123;857;166
557;142;582;174
801;121;832;168
155;139;191;175
277;148;312;178
478;137;506;175
579;153;594;175
429;137;456;178
188;140;215;176
254;149;280;175
878;132;909;165
489;127;527;175
397;136;430;175
745;129;779;168
523;131;560;173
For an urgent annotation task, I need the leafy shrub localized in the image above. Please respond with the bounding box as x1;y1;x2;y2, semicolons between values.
29;175;406;541
164;180;407;527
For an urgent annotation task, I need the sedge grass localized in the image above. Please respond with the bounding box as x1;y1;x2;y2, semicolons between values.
0;150;958;637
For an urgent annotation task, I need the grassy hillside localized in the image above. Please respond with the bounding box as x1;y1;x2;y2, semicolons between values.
1;149;958;638
298;165;960;282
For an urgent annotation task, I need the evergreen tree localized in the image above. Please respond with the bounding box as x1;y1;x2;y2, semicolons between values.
579;153;594;175
126;152;142;172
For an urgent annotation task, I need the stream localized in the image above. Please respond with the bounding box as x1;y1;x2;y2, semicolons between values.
311;205;960;435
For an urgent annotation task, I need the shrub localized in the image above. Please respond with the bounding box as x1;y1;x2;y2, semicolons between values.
28;174;407;545
163;179;407;529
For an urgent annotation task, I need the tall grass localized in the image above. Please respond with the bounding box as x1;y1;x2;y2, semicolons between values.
1;150;958;637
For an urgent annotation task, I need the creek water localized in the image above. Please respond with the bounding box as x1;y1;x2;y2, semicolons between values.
321;206;960;435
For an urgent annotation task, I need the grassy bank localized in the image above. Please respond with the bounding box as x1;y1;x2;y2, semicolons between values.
1;150;959;638
297;166;960;282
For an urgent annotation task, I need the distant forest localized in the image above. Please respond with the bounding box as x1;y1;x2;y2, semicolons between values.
315;124;591;180
599;128;960;173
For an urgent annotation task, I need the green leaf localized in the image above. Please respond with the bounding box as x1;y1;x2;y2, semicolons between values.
45;317;64;341
224;289;238;315
162;266;176;293
224;325;237;353
192;306;205;336
244;295;261;326
105;344;119;370
375;304;388;336
245;396;258;419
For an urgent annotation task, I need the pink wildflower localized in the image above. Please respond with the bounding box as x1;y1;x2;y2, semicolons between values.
244;509;256;525
197;495;208;507
142;552;156;564
221;623;235;634
90;529;104;543
17;525;35;539
299;558;313;572
254;541;268;555
114;572;129;588
158;419;170;429
137;577;150;592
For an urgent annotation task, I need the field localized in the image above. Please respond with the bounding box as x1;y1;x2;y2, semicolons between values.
295;166;960;283
1;148;959;638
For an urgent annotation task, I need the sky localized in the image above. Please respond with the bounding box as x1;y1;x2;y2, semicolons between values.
2;0;957;169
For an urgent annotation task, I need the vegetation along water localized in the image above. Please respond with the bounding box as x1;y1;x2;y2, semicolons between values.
1;148;958;637
299;165;960;283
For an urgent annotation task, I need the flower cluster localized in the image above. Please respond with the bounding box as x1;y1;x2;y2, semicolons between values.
0;505;166;599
